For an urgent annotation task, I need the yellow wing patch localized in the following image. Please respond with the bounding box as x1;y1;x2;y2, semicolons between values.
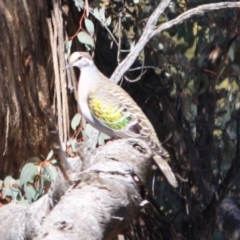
88;96;131;130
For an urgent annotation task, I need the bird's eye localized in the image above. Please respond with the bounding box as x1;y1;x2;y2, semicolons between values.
78;56;82;60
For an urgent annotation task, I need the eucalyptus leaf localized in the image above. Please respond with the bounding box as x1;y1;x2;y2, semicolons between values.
77;31;94;48
40;174;50;184
2;186;21;200
3;176;17;186
105;16;111;26
2;187;14;198
99;6;105;21
98;132;112;146
19;163;38;187
46;149;54;160
85;18;95;37
24;185;37;203
11;188;21;200
168;1;176;13
44;164;58;182
15;179;21;188
33;192;41;201
84;123;95;138
71;113;82;131
93;7;100;19
73;0;84;11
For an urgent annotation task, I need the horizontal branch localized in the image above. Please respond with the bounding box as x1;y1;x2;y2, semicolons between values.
35;138;153;240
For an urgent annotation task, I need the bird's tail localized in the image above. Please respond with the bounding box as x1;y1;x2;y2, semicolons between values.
153;154;178;187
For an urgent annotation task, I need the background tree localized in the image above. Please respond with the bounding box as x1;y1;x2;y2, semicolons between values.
0;0;240;239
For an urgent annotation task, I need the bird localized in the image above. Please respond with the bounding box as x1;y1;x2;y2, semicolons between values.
66;52;178;187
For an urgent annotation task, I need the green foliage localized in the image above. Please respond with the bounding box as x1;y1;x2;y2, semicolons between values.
19;152;58;203
0;151;58;205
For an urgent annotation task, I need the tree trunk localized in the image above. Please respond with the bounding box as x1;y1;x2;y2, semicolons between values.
0;0;53;178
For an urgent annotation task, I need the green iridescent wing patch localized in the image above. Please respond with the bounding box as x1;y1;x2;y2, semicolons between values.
88;95;133;130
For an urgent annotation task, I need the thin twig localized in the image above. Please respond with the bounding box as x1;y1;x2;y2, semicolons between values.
124;70;146;83
117;13;122;64
128;66;162;72
3;106;10;156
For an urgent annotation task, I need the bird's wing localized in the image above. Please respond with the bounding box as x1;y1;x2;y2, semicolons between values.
87;84;144;139
88;82;170;156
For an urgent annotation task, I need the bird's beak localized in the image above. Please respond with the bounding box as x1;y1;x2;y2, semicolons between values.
65;63;73;69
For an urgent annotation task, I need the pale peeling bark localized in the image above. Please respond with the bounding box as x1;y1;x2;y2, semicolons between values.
0;139;154;240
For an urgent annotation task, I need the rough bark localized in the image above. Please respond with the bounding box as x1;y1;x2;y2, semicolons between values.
0;0;52;178
0;139;156;240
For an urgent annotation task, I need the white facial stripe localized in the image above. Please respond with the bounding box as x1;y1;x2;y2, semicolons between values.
76;57;92;66
83;58;92;65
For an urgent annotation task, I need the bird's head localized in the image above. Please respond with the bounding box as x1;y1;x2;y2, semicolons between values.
65;52;94;69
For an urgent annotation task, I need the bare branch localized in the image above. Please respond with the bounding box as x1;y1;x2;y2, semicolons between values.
153;2;240;36
111;1;240;84
110;0;171;83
